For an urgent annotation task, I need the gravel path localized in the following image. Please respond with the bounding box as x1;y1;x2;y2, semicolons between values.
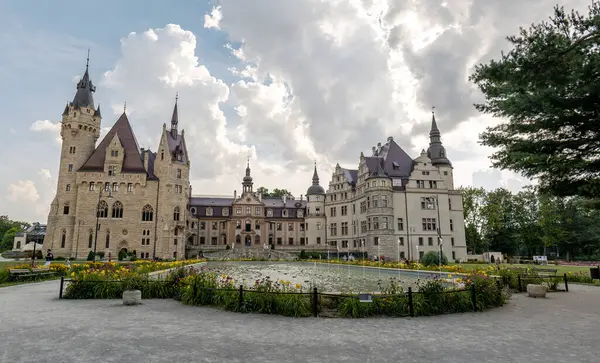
0;281;598;363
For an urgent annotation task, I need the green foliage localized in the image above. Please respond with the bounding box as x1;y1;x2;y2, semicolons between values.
470;3;600;199
256;187;294;198
298;250;308;259
0;215;29;252
421;251;448;267
86;251;95;261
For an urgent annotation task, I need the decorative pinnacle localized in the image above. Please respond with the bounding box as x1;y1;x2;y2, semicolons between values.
124;101;127;113
86;49;90;70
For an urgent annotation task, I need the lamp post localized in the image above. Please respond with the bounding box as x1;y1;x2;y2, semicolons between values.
428;195;443;274
93;186;112;262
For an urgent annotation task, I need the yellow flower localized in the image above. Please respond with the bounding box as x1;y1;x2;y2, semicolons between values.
295;283;301;289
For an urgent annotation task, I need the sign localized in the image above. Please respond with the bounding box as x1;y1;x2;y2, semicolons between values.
359;294;372;303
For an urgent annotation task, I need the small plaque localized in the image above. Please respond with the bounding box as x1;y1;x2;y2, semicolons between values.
359;294;372;303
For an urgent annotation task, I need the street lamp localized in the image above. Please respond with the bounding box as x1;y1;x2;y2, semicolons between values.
93;186;112;262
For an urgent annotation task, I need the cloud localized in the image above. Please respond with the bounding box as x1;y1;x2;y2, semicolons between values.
204;6;222;29
7;180;40;203
30;119;61;144
38;169;52;181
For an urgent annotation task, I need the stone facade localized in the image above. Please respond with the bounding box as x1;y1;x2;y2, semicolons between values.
42;63;466;262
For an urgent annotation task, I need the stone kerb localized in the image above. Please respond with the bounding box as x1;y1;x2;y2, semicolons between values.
123;290;142;305
148;262;206;280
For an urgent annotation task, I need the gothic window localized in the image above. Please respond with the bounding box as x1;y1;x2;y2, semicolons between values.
97;201;108;218
173;206;180;221
88;230;93;248
111;201;124;218
60;229;66;248
142;205;153;221
112;183;118;192
105;229;110;248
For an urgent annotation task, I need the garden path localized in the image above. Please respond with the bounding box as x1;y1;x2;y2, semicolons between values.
0;281;598;363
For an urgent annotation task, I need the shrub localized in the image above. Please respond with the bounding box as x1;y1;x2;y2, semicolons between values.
86;251;95;261
421;251;448;267
299;250;308;260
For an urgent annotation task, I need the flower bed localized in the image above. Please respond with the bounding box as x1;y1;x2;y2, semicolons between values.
62;260;204;299
177;268;508;318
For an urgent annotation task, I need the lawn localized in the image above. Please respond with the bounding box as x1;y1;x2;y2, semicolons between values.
453;263;591;275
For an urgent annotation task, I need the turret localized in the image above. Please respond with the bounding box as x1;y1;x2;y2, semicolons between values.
426;109;451;166
242;158;254;194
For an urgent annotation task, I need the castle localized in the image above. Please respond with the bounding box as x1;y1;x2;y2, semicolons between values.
42;62;467;262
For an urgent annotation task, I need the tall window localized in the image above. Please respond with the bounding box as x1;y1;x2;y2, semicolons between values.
173;206;180;221
105;230;110;248
450;219;454;231
142;205;153;221
89;182;95;191
397;218;404;231
66;184;71;191
60;229;66;248
88;230;93;248
177;169;181;179
111;201;124;218
97;201;108;218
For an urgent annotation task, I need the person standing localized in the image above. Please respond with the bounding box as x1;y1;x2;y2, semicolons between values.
44;249;54;267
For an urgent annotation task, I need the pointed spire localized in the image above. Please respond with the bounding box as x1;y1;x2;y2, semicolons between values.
123;101;127;114
426;107;451;166
312;160;320;185
430;106;440;136
62;103;69;116
95;104;102;117
242;156;253;192
71;50;96;109
171;92;179;133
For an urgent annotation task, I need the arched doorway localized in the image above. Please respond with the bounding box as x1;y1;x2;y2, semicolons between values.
245;235;251;246
118;247;128;261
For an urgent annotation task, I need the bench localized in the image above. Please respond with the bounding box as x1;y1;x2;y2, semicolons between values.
9;268;56;281
510;267;558;277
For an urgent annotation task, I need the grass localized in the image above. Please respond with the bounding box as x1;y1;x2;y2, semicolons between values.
450;263;591;275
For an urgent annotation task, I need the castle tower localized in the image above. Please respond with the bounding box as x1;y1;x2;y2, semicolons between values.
427;110;454;189
43;55;102;254
305;162;326;246
242;159;254;194
154;95;190;260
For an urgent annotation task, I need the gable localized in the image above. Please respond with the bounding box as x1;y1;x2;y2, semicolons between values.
79;113;146;174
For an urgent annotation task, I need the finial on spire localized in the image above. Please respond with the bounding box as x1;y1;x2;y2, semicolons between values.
247;155;250;168
86;49;90;70
432;105;435;115
175;91;178;103
124;101;127;113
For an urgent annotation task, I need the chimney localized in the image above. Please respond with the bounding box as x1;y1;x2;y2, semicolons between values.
300;194;303;201
387;136;394;143
234;190;237;199
283;194;287;204
258;192;262;201
377;142;382;147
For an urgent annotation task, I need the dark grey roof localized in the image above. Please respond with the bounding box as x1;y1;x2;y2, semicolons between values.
306;163;325;195
170;101;179;138
62;103;69;116
145;150;158;180
427;112;451;166
71;67;96;109
189;196;307;219
363;138;415;186
79;113;147;174
166;130;189;164
367;163;387;179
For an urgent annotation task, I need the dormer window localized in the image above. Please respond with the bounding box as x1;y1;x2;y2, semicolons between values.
177;153;183;161
108;166;117;176
267;209;273;217
392;161;399;170
111;150;119;157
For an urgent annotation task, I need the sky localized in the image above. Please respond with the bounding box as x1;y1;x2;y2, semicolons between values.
0;0;590;223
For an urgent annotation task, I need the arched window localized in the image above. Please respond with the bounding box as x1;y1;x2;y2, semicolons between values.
97;201;108;218
88;230;93;248
142;205;153;221
61;229;66;248
173;206;180;221
16;241;21;249
111;201;124;218
105;229;110;248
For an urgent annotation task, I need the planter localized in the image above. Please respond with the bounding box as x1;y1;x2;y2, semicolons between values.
527;284;547;298
122;289;142;305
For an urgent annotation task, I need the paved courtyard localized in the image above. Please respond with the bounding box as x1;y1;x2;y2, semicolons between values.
0;281;599;363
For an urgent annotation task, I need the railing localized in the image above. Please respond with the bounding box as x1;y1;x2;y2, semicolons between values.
515;273;570;292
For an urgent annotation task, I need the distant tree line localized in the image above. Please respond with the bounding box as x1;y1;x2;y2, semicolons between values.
0;216;29;252
461;186;600;260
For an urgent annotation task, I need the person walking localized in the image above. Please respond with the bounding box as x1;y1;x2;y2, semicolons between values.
44;249;54;267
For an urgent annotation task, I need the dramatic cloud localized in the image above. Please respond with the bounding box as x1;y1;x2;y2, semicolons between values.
9;0;592;222
7;180;40;203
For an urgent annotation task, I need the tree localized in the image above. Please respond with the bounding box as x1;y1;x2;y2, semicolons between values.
0;216;28;252
256;187;294;198
460;187;486;254
470;3;600;200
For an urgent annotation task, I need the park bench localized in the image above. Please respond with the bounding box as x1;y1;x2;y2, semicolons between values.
510;267;558;277
9;268;56;281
